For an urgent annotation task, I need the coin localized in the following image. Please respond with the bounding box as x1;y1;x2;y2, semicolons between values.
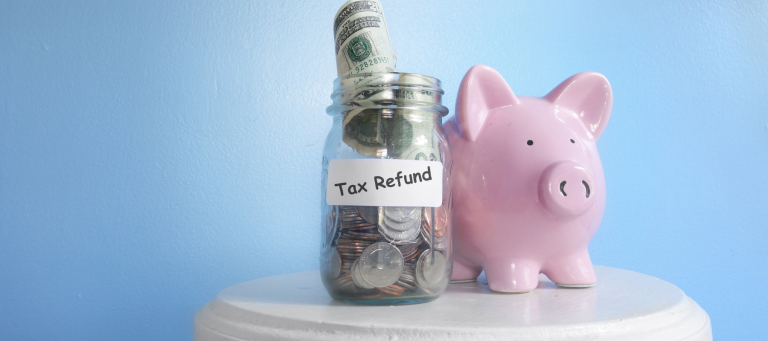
395;279;416;290
337;246;372;252
344;225;378;231
433;206;448;238
356;206;379;225
396;240;421;260
422;206;448;238
324;205;339;248
333;273;353;288
433;235;447;251
379;210;421;240
419;223;432;247
336;240;375;247
351;258;375;289
378;221;420;243
403;249;422;262
358;242;404;288
381;213;420;232
336;246;370;253
378;284;405;296
399;272;416;283
415;249;446;288
337;244;375;251
384;207;421;223
343;231;380;240
341;217;370;223
341;218;370;224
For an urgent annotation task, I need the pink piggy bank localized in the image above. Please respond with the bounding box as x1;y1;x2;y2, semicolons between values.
445;65;612;293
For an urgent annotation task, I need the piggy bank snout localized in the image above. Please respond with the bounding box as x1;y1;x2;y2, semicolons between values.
539;161;596;218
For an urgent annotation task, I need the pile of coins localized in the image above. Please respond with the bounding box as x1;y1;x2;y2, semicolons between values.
321;205;448;299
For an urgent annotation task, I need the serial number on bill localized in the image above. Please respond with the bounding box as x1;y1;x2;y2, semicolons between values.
355;56;390;73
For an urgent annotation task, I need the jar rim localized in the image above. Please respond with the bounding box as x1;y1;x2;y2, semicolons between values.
329;72;448;116
333;72;442;91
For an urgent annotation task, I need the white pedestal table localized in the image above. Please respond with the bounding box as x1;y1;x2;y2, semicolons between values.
195;266;711;340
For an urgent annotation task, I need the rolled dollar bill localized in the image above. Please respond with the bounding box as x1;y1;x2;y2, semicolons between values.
334;0;397;76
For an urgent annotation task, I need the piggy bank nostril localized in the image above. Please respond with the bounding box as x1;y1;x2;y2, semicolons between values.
559;181;567;196
582;180;590;198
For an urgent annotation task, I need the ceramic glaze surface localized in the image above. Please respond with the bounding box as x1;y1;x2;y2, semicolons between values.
445;65;612;293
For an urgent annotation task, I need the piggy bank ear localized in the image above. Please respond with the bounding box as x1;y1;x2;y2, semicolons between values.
455;65;520;141
545;72;612;140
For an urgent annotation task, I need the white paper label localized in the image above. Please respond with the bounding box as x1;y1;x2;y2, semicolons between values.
326;159;443;207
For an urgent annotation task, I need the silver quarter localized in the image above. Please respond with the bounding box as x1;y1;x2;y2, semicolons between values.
383;206;421;223
358;242;404;288
351;258;375;289
378;222;421;243
415;249;446;288
381;214;420;232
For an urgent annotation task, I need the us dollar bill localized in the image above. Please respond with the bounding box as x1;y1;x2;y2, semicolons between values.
334;0;397;76
334;1;437;161
341;107;440;161
388;109;441;162
342;108;388;158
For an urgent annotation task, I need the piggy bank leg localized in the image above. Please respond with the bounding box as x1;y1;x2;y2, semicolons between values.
484;260;540;293
542;250;597;288
451;255;482;282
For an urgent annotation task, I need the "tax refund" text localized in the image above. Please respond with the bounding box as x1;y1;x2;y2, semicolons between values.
333;166;433;197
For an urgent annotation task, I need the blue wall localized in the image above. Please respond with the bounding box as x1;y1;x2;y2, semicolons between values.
1;1;766;339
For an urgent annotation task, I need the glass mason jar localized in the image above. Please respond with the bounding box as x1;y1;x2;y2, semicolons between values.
320;72;453;305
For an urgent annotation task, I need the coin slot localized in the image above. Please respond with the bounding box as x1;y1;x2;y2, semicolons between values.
582;180;591;198
559;181;567;196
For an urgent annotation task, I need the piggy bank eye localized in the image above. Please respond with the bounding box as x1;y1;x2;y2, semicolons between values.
527;140;533;146
570;139;575;144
